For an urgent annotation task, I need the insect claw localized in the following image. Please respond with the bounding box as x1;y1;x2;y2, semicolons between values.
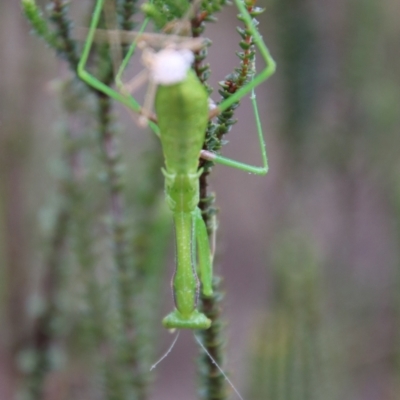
200;150;216;161
208;107;220;120
139;115;149;127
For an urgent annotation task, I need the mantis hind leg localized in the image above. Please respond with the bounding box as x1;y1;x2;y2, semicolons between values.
202;88;269;175
77;0;155;124
114;15;149;92
198;0;276;175
216;0;276;114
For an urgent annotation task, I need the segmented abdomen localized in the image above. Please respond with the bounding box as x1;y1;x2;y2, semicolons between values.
155;70;209;175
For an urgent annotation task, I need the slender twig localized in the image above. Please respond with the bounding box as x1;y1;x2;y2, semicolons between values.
119;0;139;31
96;92;142;384
28;206;69;399
195;3;264;399
48;0;79;66
27;118;82;399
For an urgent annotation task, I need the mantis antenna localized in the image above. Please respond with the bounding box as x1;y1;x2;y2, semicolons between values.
150;332;181;371
149;332;246;400
195;334;246;400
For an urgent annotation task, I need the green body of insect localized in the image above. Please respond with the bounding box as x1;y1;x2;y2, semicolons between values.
157;70;213;329
77;0;276;330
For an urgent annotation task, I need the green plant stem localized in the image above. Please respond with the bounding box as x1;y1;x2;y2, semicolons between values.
96;92;143;395
197;278;227;400
25;119;82;399
28;206;69;400
119;0;139;31
48;0;79;67
196;4;264;398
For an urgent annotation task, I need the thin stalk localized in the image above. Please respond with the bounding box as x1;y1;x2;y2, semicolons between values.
95;92;143;394
27;207;69;400
48;0;79;67
196;3;264;399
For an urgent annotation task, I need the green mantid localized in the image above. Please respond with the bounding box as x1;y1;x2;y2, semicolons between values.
77;0;276;330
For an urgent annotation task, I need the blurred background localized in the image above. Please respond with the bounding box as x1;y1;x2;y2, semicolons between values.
1;0;400;399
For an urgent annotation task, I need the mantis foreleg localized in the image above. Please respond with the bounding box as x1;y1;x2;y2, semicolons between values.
194;207;213;297
162;209;212;330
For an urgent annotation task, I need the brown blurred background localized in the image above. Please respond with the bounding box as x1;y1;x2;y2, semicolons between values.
1;0;400;399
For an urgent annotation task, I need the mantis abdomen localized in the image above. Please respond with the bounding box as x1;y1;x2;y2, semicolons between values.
156;70;209;175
